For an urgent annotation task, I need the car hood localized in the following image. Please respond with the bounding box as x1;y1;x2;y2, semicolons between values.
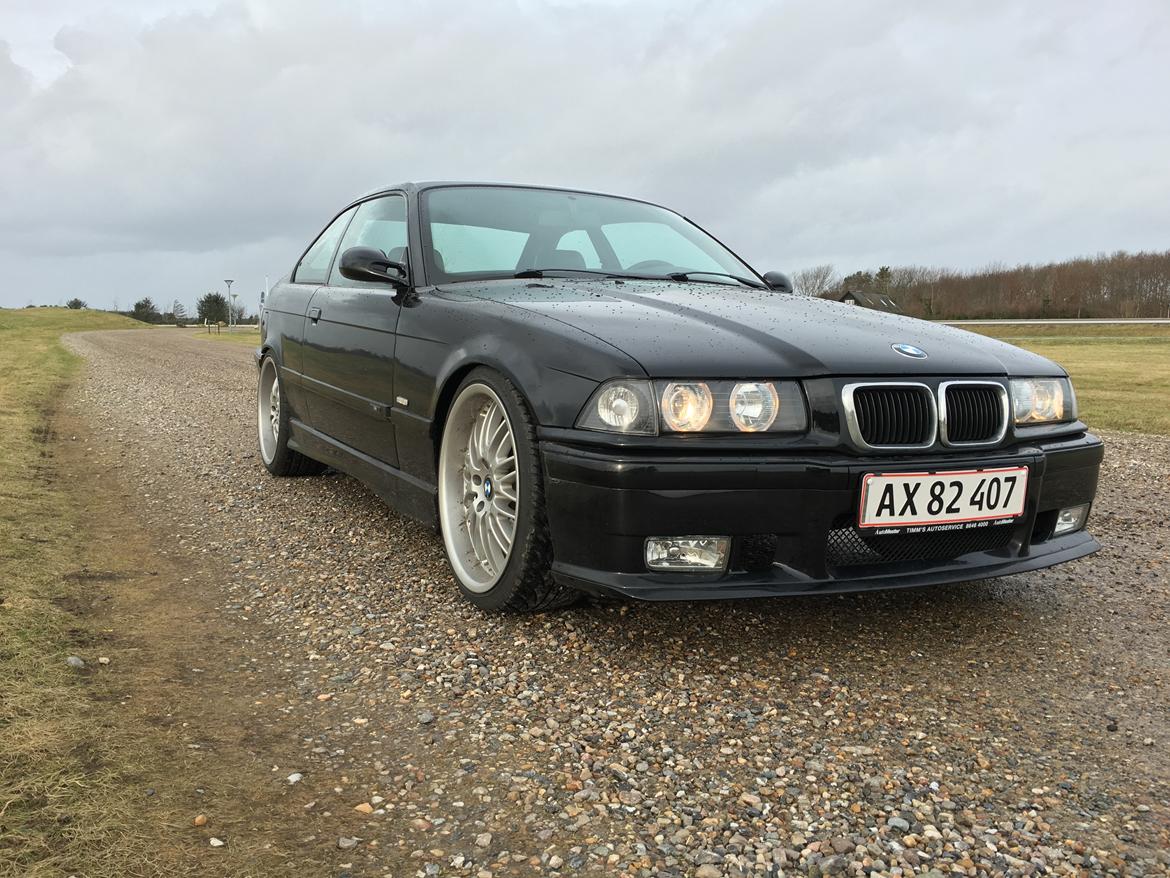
445;279;1064;378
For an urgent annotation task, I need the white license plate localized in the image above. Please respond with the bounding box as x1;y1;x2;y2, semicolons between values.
858;466;1028;530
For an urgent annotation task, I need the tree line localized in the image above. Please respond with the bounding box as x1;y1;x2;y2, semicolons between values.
62;293;253;325
792;249;1170;319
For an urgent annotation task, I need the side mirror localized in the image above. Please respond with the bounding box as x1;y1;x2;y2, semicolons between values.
338;246;408;286
762;271;793;294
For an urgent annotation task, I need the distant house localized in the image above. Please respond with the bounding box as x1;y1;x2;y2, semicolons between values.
826;289;902;313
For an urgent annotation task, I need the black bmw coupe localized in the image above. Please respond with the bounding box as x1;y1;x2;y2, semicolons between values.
257;182;1102;611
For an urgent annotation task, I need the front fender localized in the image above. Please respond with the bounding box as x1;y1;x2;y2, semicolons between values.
392;290;642;486
429;335;601;428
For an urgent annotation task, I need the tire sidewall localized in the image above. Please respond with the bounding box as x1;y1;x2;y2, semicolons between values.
259;354;295;475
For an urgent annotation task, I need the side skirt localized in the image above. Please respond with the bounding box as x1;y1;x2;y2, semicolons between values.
288;418;438;529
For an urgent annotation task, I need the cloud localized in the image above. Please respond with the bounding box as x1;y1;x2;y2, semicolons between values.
1;0;1168;308
0;42;33;110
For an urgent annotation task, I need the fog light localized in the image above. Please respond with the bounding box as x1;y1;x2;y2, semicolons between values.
1054;504;1090;536
645;536;730;571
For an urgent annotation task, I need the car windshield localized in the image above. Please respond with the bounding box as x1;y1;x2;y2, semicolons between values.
420;186;758;286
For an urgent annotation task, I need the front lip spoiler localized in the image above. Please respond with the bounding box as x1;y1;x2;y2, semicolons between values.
551;530;1100;602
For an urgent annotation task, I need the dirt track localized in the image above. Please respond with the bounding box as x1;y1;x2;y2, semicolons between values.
60;328;1170;876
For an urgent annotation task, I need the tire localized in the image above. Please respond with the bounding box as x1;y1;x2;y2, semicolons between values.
257;355;326;477
437;368;579;612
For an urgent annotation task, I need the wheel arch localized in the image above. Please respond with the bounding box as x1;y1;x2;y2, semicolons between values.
428;355;545;468
428;347;598;444
431;361;485;445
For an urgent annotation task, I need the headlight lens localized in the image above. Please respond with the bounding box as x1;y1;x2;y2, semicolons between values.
1010;378;1075;425
661;382;714;432
577;379;656;434
597;383;641;428
729;382;780;432
577;379;808;435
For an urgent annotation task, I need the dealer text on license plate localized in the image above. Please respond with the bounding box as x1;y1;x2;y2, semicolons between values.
858;466;1028;531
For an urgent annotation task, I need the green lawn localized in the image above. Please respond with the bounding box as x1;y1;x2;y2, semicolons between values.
0;307;153;873
959;324;1170;434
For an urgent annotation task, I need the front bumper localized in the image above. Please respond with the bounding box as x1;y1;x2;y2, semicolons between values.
541;432;1103;600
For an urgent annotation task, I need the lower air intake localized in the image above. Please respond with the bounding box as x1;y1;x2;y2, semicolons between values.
826;524;1015;569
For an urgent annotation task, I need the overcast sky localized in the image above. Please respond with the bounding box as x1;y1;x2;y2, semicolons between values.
2;0;1167;311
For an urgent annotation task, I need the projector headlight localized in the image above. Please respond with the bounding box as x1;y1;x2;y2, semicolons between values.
660;382;714;432
729;382;780;432
1010;378;1075;425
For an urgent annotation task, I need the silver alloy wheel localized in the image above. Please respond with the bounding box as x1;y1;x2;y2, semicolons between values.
258;358;280;465
438;383;520;593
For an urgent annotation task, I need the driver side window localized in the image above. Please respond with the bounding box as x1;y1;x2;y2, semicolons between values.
294;208;355;284
329;195;409;286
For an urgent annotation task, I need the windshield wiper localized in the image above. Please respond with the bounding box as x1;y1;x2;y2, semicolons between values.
510;267;765;288
666;271;766;289
512;268;644;280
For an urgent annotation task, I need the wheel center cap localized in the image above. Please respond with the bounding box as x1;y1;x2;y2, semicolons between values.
483;477;493;499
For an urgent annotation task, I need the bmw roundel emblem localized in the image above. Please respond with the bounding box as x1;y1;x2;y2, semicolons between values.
484;478;493;499
892;343;927;359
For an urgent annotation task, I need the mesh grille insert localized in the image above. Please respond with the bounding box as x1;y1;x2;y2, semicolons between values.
852;386;934;446
826;524;1014;569
944;384;1005;444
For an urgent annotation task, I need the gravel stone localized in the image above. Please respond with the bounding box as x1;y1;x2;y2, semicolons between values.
62;331;1170;877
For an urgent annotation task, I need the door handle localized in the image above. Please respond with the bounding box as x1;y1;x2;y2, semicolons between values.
308;307;322;323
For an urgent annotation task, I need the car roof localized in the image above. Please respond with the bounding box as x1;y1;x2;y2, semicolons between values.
351;181;658;206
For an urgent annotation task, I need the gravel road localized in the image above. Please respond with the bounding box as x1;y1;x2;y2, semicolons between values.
64;329;1169;877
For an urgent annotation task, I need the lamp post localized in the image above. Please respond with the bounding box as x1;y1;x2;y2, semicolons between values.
224;279;234;330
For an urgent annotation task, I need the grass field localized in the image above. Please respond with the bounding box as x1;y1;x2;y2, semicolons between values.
957;323;1170;434
0;308;152;874
959;322;1170;340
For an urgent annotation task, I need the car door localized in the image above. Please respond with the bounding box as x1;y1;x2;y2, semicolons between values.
275;205;357;419
300;193;408;466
